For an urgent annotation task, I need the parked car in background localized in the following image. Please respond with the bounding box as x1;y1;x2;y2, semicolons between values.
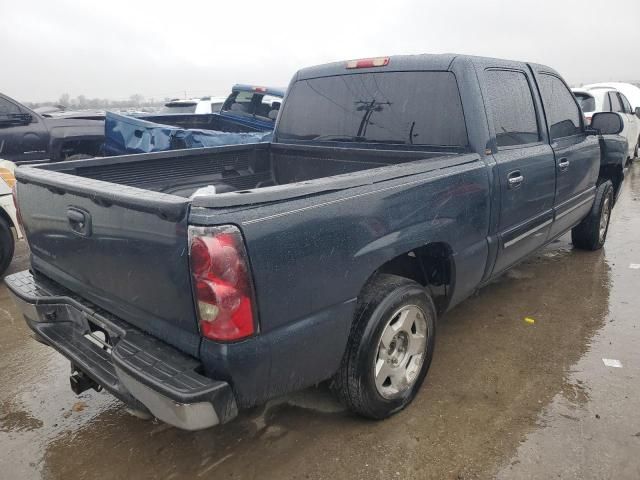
583;82;640;110
0;159;21;275
7;54;627;431
0;92;104;164
573;86;640;160
159;96;227;114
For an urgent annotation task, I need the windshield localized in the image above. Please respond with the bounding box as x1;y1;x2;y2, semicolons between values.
160;102;197;113
221;91;281;121
277;71;468;147
574;93;595;113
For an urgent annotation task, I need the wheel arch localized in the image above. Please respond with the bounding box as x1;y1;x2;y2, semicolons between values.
363;241;456;313
598;163;624;203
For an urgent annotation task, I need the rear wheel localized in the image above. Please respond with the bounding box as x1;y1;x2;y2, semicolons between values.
571;180;613;251
0;216;15;276
331;274;436;419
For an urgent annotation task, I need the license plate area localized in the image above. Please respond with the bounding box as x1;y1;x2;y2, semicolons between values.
83;321;113;353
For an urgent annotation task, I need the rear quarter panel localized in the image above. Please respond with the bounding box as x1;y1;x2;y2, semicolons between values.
190;155;491;403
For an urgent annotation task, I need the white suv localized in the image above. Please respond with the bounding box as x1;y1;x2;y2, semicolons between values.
573;86;640;160
159;96;227;114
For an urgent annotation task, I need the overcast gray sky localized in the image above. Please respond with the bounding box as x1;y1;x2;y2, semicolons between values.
1;0;638;102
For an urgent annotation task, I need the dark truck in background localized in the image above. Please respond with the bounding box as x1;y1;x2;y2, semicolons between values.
0;92;104;164
7;54;626;430
137;84;285;133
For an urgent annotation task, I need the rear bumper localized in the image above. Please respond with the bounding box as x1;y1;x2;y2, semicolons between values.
5;270;238;430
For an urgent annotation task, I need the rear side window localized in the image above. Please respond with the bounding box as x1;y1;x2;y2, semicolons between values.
538;74;582;140
223;91;280;121
574;93;595;113
277;71;468;147
485;70;540;147
610;93;623;113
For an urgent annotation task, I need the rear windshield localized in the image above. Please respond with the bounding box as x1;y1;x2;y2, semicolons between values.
160;102;197;113
574;93;596;113
222;91;282;121
277;71;468;147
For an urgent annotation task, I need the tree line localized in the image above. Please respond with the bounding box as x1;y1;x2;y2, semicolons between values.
24;93;169;110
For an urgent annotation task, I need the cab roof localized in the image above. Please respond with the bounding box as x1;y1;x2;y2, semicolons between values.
294;53;558;81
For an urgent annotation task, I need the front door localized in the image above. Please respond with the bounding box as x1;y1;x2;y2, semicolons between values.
533;72;600;238
482;67;556;275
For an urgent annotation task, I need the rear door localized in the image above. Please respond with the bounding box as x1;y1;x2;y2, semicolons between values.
609;92;632;158
619;93;639;155
533;71;600;238
482;66;556;274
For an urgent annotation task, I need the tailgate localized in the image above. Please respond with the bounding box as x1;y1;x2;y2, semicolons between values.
15;167;201;356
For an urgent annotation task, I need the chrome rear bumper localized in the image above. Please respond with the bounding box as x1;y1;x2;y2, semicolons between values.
5;270;238;431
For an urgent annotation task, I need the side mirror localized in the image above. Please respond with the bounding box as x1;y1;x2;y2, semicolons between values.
17;113;32;125
590;112;623;135
635;107;640;119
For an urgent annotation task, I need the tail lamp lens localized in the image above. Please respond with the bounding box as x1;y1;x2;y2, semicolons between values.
189;226;255;341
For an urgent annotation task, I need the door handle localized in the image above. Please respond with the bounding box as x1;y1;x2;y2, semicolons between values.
507;171;524;189
558;158;570;171
67;207;92;236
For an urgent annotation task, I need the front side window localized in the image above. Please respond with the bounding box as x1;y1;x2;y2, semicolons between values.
0;98;21;114
485;70;540;147
538;74;582;140
602;93;612;111
278;71;468;148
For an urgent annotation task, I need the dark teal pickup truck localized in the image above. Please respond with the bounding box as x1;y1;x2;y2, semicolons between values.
7;54;627;430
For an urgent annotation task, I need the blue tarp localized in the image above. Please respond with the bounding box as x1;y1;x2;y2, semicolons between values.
103;112;271;155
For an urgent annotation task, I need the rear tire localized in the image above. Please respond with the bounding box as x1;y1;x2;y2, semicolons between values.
331;274;436;419
0;217;15;276
571;180;614;251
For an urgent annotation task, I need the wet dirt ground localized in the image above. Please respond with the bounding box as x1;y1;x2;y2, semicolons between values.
2;166;640;480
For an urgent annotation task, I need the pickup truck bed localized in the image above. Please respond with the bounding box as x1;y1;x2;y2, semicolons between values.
36;143;454;200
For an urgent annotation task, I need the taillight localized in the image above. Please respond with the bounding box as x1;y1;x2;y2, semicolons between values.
189;225;256;342
346;57;390;69
585;114;593;125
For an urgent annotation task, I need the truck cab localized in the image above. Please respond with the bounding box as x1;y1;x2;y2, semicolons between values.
6;54;626;431
219;84;286;130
